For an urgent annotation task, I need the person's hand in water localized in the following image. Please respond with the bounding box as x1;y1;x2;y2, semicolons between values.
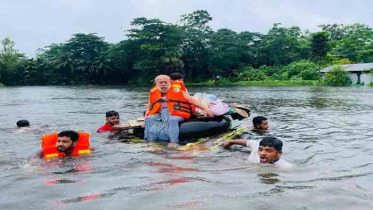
221;140;232;149
112;124;129;130
167;143;179;149
221;139;248;149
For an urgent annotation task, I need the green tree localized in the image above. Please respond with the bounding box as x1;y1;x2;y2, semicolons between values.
259;23;303;66
319;24;345;40
237;31;264;67
324;66;351;86
179;10;213;79
286;60;319;79
330;24;373;62
311;32;329;60
0;37;27;85
102;41;134;84
238;66;268;81
127;17;184;83
64;33;110;84
37;34;110;85
357;44;373;63
209;29;248;77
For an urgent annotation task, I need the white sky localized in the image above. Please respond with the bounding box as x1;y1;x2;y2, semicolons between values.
1;0;372;57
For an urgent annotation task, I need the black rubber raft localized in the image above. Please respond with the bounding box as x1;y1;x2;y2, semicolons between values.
119;106;250;145
178;105;250;143
125;116;231;144
178;116;231;144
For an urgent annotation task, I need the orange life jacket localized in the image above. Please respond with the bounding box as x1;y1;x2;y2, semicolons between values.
176;81;197;114
41;132;92;159
146;80;191;119
178;80;187;93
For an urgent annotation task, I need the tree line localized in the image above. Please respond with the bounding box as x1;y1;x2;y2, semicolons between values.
1;10;372;86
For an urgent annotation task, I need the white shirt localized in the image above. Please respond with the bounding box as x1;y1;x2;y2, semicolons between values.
246;140;293;168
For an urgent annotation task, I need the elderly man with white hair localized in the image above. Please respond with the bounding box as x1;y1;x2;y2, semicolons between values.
145;75;213;148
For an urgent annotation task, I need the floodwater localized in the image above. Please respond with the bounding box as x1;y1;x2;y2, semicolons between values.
1;86;373;210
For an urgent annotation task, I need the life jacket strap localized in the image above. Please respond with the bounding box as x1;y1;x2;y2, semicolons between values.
150;99;192;114
150;98;168;111
169;99;191;114
78;149;91;155
45;153;59;159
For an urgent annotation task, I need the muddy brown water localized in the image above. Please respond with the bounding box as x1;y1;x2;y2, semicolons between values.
0;86;372;210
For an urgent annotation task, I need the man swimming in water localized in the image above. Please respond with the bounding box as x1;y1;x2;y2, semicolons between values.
97;110;121;133
54;131;80;155
252;116;269;130
16;120;30;128
37;130;91;158
221;137;292;168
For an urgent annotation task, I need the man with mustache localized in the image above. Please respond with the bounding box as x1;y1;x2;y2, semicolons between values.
97;110;121;133
55;131;80;155
145;75;213;148
252;116;269;131
221;137;292;168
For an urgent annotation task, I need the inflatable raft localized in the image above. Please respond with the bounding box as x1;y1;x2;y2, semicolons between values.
116;116;231;144
178;116;231;144
115;105;250;144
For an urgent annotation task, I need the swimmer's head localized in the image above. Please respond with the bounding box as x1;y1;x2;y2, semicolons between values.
105;110;120;126
16;120;30;128
259;137;283;163
170;72;184;81
253;116;269;130
56;130;79;154
155;75;171;93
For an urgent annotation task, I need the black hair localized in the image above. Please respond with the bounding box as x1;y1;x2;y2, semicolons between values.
16;120;30;128
106;110;119;118
58;130;80;142
170;72;184;81
259;137;283;152
253;116;267;128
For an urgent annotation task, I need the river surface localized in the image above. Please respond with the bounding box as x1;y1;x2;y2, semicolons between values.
0;86;373;210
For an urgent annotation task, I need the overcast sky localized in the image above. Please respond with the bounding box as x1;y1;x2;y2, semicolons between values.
1;0;373;57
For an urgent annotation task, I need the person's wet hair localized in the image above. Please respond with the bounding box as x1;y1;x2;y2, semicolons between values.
170;72;184;81
106;110;119;118
253;116;267;128
16;120;30;128
259;137;283;152
58;130;79;142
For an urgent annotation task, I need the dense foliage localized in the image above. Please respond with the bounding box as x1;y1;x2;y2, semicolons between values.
324;66;352;86
1;10;373;86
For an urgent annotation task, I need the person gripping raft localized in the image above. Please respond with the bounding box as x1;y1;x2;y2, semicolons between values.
221;137;293;168
97;110;121;133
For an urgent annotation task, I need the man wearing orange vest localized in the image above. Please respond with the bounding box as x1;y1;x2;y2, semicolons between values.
145;75;213;148
38;130;91;159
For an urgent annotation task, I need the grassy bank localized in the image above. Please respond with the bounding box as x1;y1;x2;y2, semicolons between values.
186;80;322;86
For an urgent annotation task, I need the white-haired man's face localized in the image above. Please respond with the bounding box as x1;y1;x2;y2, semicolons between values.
156;77;171;93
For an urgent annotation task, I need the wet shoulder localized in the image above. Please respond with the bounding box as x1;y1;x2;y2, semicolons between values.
274;159;293;169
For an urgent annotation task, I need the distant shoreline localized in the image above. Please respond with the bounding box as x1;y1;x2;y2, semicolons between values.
186;80;321;86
